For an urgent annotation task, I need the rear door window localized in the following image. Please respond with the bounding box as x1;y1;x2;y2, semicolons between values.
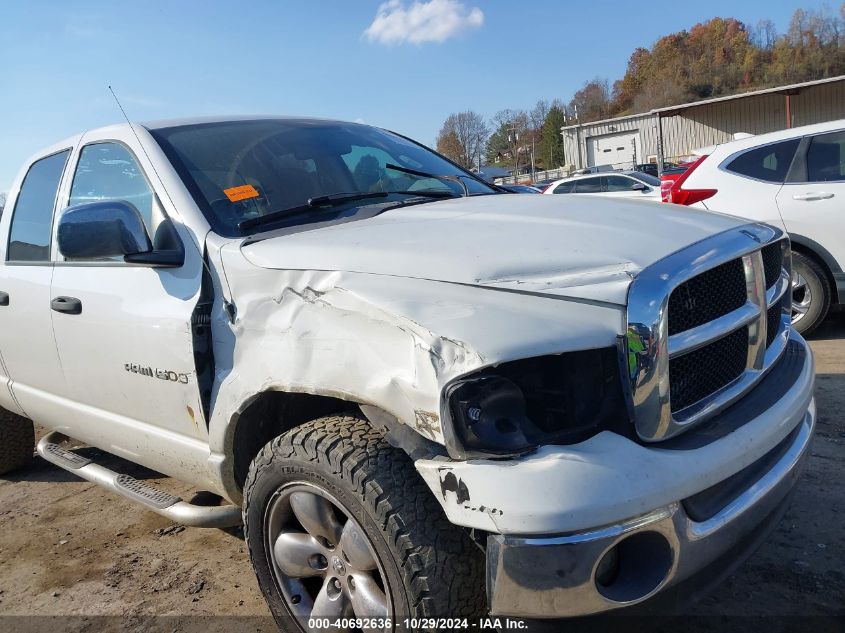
725;139;800;183
805;131;845;182
574;177;602;193
605;175;636;192
7;150;70;262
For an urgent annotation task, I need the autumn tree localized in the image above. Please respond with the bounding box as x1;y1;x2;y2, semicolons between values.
602;5;845;115
435;111;488;169
569;78;612;123
436;130;464;165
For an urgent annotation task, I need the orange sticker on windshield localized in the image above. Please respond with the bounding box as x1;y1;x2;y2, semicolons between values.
224;184;259;202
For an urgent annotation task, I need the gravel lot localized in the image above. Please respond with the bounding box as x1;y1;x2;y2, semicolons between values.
0;317;842;632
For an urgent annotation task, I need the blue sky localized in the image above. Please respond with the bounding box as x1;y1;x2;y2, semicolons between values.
0;1;817;192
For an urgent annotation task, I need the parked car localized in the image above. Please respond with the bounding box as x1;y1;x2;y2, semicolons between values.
664;119;845;334
532;178;557;192
500;184;542;193
544;171;661;199
634;163;659;177
0;116;814;627
660;164;691;201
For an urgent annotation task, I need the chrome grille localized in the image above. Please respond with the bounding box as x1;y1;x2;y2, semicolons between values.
761;242;783;289
626;225;791;442
766;304;782;348
667;259;746;335
669;328;748;412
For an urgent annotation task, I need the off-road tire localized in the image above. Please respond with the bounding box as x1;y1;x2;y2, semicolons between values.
243;414;486;632
0;409;34;475
791;251;831;336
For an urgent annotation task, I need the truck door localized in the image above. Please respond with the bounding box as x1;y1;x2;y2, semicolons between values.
0;148;74;423
48;134;209;466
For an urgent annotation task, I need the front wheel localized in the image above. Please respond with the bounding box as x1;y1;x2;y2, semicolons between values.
791;252;831;336
243;414;486;632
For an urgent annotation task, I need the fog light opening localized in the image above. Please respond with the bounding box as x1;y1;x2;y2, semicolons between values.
595;531;673;603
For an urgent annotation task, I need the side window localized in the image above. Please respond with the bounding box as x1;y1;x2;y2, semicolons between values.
7;150;70;262
605;176;635;192
553;182;574;194
574;177;602;193
725;139;800;183
806;131;845;182
68;143;155;232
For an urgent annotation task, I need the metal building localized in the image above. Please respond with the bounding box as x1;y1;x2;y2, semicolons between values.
560;75;845;172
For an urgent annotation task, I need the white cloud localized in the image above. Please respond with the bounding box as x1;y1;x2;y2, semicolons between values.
363;0;484;46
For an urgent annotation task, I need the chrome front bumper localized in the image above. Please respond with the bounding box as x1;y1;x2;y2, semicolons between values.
486;401;815;618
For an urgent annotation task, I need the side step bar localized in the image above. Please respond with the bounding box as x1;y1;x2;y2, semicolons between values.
37;431;242;528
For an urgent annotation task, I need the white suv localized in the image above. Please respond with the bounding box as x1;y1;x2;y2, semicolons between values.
667;119;845;334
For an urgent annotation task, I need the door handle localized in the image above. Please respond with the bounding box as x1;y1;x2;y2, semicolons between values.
0;292;8;306
792;192;834;201
51;296;82;315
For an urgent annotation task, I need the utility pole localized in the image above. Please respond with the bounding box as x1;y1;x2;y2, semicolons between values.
574;105;583;171
507;122;520;179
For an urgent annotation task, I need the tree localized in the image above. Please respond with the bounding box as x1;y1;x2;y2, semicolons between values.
485;122;510;165
435;130;464;165
601;7;845;115
487;110;530;174
569;78;612;123
540;104;567;168
526;100;550;168
0;193;6;216
435;111;488;170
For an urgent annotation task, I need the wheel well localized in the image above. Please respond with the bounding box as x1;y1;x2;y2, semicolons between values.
231;391;358;490
791;242;837;304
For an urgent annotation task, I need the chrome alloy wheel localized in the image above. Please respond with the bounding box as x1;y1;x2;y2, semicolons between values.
265;483;391;629
792;269;813;325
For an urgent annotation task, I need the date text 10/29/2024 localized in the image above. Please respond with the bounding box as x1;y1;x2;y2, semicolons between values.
308;618;528;630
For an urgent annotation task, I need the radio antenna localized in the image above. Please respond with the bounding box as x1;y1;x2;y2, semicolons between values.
108;85;132;126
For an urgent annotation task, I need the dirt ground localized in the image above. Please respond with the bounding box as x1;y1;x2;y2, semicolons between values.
0;317;843;633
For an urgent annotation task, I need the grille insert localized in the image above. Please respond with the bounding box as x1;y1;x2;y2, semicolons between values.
761;242;783;289
670;328;749;413
667;258;746;335
766;304;782;348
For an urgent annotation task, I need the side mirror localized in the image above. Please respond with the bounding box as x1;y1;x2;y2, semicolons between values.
630;182;648;191
58;201;152;260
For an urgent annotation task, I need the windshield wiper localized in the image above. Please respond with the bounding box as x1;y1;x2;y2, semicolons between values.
238;189;457;232
385;163;469;196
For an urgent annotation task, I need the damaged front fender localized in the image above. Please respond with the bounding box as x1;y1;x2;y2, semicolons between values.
205;239;625;496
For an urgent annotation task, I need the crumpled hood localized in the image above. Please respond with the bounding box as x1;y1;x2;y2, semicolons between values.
241;194;747;304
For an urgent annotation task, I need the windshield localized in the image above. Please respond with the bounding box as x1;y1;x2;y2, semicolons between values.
149;119;496;236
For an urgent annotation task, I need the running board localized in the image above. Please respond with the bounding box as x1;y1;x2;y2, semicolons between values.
37;431;242;528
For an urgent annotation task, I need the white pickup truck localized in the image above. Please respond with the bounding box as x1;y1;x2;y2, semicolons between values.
0;116;815;629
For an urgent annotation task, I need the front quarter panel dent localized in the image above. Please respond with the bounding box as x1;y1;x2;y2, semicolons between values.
211;266;486;454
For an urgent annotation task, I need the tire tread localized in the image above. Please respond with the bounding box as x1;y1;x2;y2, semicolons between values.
243;414;486;624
